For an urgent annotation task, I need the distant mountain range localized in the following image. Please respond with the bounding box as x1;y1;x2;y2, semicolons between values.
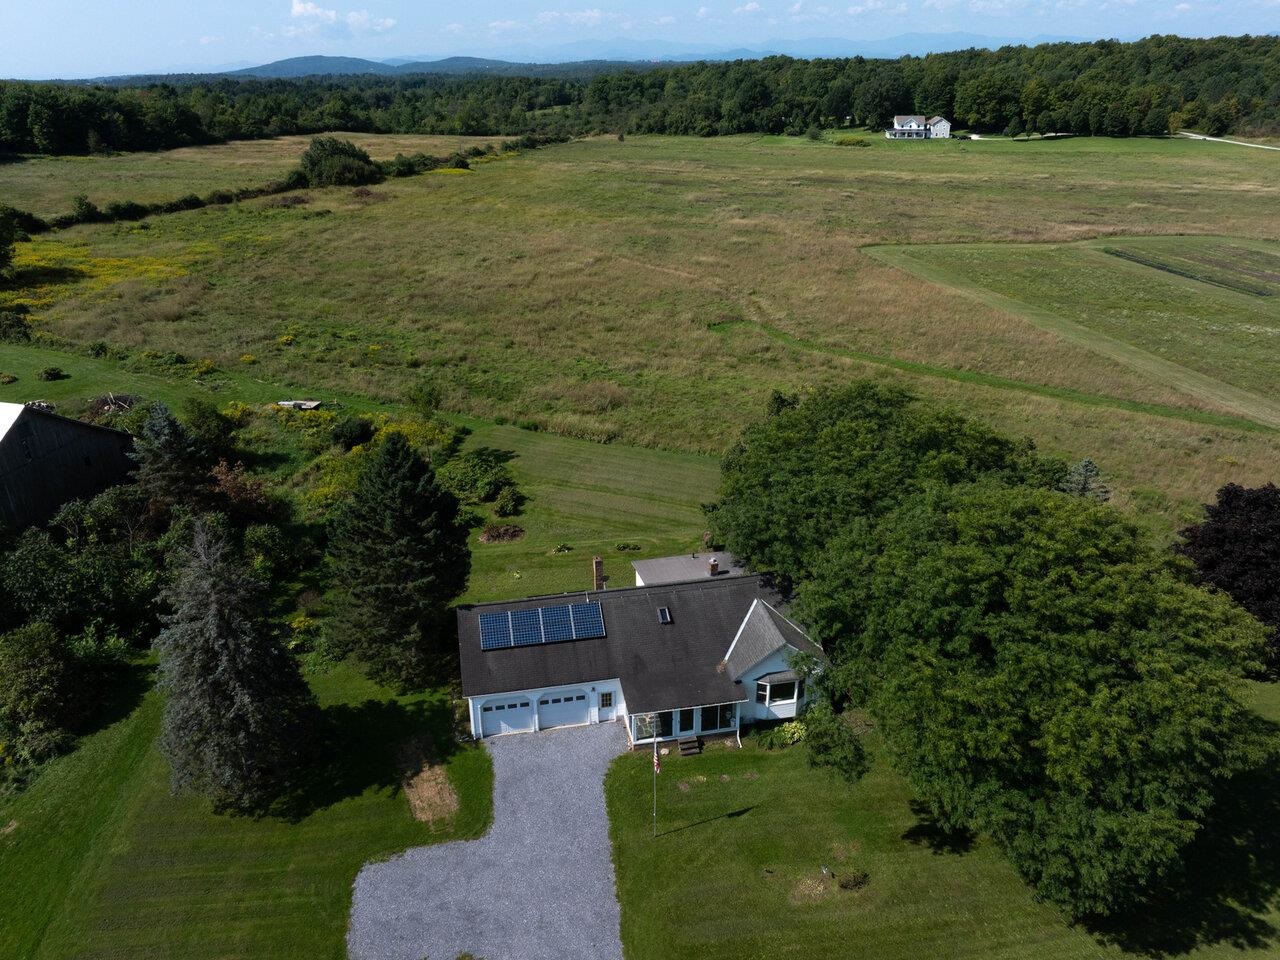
81;32;1094;83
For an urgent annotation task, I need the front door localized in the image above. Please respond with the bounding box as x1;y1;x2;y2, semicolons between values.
677;708;695;736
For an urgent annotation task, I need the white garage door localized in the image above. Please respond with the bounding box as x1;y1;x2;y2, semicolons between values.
537;690;589;730
480;697;534;737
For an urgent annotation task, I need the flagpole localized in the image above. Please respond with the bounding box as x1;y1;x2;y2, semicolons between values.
651;714;658;839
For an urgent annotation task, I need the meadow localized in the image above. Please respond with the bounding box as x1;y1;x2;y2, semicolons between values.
0;132;505;218
3;130;1280;960
4;132;1280;533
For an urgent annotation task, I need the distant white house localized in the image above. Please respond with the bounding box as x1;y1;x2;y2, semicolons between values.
886;115;951;139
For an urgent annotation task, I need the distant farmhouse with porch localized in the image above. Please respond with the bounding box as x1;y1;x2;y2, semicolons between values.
886;115;951;139
0;401;133;531
457;554;827;748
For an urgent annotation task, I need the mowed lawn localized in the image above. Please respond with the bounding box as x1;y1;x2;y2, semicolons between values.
871;236;1280;426
0;132;506;218
607;691;1280;960
5;133;1280;533
0;665;493;960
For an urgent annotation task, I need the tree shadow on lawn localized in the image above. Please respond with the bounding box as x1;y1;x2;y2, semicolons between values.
901;801;976;855
73;656;154;737
1085;753;1280;958
3;264;87;289
277;695;461;822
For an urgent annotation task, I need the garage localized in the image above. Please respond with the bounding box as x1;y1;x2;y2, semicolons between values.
537;689;590;730
480;697;534;737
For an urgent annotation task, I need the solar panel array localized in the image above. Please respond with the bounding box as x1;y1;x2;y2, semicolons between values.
479;602;606;651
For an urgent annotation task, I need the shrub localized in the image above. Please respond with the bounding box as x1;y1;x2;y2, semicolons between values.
0;312;31;343
804;703;869;783
492;484;523;517
298;137;384;187
104;199;149;221
71;194;103;223
437;449;517;505
331;416;376;451
36;366;67;381
757;720;806;749
806;125;824;141
0;373;16;385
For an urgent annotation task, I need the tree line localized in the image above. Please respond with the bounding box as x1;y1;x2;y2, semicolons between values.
2;34;1278;155
708;382;1279;920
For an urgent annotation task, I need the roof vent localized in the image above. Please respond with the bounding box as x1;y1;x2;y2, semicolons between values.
708;556;720;576
657;606;672;625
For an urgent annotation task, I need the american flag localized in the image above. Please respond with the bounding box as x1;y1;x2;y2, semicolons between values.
653;750;661;775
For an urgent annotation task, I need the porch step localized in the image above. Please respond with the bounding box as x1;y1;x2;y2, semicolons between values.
678;736;703;757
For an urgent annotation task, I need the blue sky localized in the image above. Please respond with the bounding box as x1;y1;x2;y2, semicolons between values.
3;1;1278;78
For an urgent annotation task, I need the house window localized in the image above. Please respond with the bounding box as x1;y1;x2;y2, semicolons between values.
657;711;673;738
718;703;735;729
768;681;797;704
756;682;768;704
600;691;613;709
700;704;719;731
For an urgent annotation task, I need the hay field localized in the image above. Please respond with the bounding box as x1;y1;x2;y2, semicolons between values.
0;132;505;217
6;132;1280;530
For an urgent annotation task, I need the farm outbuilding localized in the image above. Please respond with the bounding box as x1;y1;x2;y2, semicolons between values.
0;402;134;531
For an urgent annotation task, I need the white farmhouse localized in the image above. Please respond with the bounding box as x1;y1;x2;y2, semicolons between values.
886;115;951;139
457;563;827;749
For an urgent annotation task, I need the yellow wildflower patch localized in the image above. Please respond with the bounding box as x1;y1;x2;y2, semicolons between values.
0;239;187;314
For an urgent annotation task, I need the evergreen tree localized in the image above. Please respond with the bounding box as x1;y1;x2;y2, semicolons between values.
325;433;470;687
1057;457;1111;501
130;401;208;513
155;522;317;812
0;207;17;277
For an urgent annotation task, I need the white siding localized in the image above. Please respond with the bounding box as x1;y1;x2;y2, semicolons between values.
468;678;626;738
738;648;811;723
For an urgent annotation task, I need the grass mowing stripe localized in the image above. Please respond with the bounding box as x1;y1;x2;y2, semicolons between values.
724;310;1275;436
865;242;1280;430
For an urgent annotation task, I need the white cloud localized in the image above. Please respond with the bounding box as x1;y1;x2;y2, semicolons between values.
656;14;677;23
1174;1;1191;9
291;0;337;22
697;4;710;16
346;9;395;32
537;8;606;25
733;1;762;12
489;19;521;31
849;0;904;10
445;22;465;33
198;35;221;45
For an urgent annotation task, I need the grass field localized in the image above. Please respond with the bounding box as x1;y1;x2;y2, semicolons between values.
607;718;1280;960
3;133;1279;534
0;132;505;218
870;236;1280;426
0;664;493;960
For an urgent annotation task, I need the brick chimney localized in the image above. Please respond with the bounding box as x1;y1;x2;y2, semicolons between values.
592;555;606;591
708;555;719;577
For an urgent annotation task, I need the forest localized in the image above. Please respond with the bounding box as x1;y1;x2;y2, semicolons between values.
2;33;1278;155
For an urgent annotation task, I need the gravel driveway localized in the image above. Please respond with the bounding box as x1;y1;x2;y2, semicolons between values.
348;722;630;960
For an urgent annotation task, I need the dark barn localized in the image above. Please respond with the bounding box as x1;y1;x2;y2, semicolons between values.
0;402;134;532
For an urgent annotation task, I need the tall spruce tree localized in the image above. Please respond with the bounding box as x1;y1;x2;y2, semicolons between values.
325;433;470;687
155;522;317;813
130;401;208;513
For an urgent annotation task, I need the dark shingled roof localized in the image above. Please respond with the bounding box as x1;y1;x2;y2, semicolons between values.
722;599;826;680
457;574;801;713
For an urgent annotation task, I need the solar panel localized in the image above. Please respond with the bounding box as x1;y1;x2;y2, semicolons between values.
570;602;606;639
510;608;542;646
479;601;606;651
479;611;513;650
540;604;574;642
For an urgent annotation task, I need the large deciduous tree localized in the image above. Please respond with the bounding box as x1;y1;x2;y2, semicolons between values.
1179;482;1280;667
708;383;1057;585
799;485;1268;917
325;433;470;687
156;523;317;813
0;621;78;766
